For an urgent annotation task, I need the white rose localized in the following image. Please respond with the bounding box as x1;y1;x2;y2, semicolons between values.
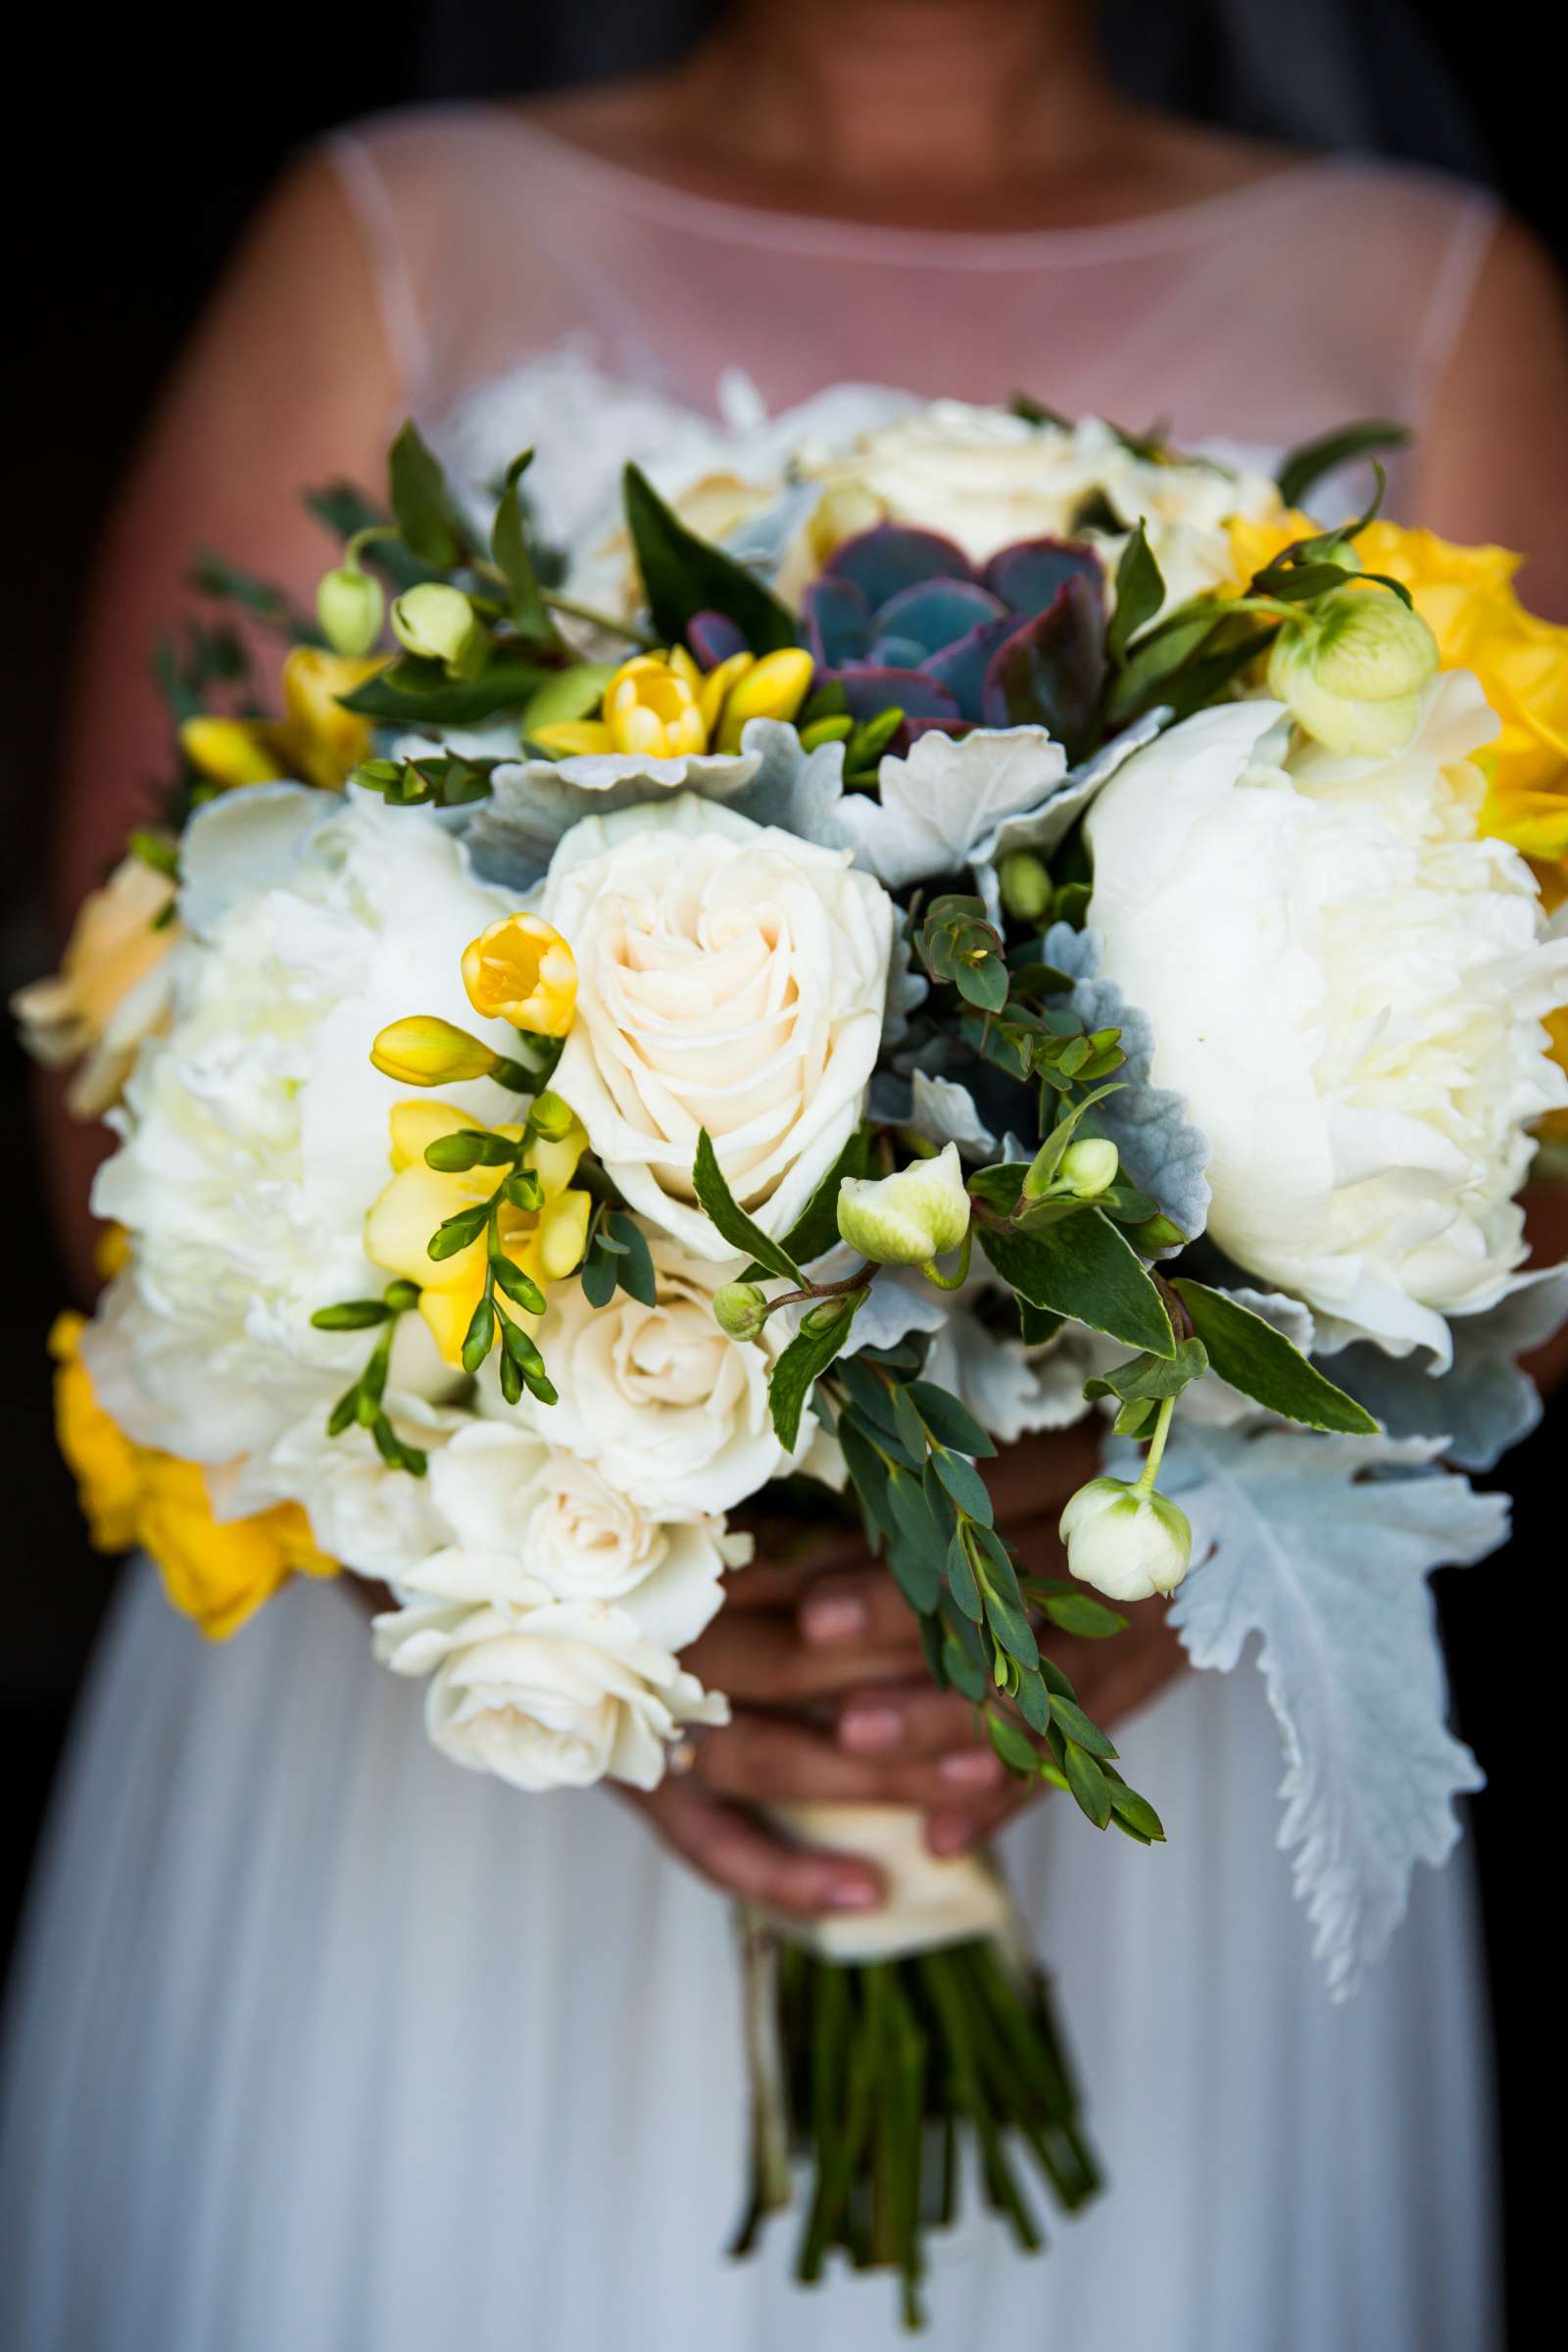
423;1420;748;1651
799;401;1281;610
1086;681;1568;1362
86;788;517;1463
374;1590;725;1793
537;794;893;1258
510;1231;804;1515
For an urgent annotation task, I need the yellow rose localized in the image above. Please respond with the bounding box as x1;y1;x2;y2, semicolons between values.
12;853;177;1116
364;1102;592;1364
50;1311;140;1551
462;913;578;1037
135;1456;335;1642
50;1312;337;1637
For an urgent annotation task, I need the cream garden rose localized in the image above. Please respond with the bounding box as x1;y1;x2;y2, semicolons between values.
1086;684;1568;1361
537;794;894;1257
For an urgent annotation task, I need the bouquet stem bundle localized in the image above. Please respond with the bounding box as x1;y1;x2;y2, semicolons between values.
736;1921;1100;2328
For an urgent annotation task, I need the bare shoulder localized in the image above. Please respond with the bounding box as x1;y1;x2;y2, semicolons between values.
1414;209;1568;611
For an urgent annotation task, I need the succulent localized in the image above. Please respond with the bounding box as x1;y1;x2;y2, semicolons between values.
800;523;1108;759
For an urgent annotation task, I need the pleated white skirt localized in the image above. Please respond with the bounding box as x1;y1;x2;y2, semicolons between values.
0;1562;1499;2351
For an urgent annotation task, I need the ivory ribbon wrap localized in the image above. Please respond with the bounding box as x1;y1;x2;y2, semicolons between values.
765;1802;1013;1962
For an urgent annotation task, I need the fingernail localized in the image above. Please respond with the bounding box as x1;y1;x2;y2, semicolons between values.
939;1747;1004;1789
927;1816;972;1857
803;1593;866;1645
826;1874;880;1910
840;1705;902;1753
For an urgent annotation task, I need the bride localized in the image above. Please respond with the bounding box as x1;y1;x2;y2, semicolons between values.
6;3;1567;2343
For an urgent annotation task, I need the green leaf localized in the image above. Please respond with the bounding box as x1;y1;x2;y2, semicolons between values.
1082;1336;1208;1406
604;1211;657;1307
763;1127;871;1273
1106;521;1164;663
1026;1580;1127;1641
520;663;618;736
1275;417;1410;511
1062;1740;1113;1829
768;1295;865;1449
930;1447;994;1525
1106;1780;1165;1842
309;1299;392;1331
1048;1694;1117;1760
838;1419;895;1543
978;1193;1175;1355
1019;1082;1125;1200
945;1528;983;1621
906;1381;996;1459
1172;1279;1378;1434
693;1129;802;1281
622;464;798;655
490;449;555;640
341;655;550;726
985;1713;1041;1776
388;419;468;567
888;1538;942;1615
955;953;1010;1013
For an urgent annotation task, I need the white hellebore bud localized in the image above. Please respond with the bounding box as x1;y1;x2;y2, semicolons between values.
1058;1476;1192;1602
1266;587;1439;759
1056;1138;1119;1200
836;1142;971;1267
316;561;384;658
391;582;485;676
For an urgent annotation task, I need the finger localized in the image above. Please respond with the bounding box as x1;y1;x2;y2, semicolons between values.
694;1710;1009;1809
796;1564;932;1653
682;1608;927;1705
719;1526;875;1611
925;1778;1043;1857
837;1683;987;1762
619;1779;885;1917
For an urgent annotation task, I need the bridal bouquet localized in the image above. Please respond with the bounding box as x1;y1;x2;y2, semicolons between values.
24;391;1568;2323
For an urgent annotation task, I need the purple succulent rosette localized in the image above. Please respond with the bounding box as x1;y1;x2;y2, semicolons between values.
801;522;1107;758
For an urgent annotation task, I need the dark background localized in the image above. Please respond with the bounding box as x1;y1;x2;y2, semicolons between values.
1;0;1558;2332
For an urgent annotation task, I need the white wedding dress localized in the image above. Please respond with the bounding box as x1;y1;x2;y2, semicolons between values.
0;111;1504;2349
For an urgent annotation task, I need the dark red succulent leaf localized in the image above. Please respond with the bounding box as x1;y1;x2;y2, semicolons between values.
979;574;1106;759
871;577;1009;659
918;612;1024;717
982;537;1102;618
686;610;750;669
823;523;975;610
804;574;871;669
840;664;963;725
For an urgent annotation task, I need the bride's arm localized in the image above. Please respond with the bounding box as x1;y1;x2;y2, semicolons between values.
1413;211;1568;1386
44;153;401;1295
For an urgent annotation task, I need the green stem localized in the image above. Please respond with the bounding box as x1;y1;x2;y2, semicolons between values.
919;1225;974;1292
543;590;662;648
1133;1394;1175;1498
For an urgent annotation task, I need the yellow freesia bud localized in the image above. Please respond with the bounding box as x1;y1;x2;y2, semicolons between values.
391;582;485;676
697;650;755;735
369;1015;501;1087
365;1103;591;1365
712;647;814;753
278;648;381;789
317;562;384;658
604;653;709;759
462;913;577;1038
180;718;289;789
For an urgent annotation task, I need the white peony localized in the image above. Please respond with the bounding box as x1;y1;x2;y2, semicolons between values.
799;401;1282;613
537;793;893;1258
1086;682;1568;1363
510;1231;808;1515
83;787;516;1496
374;1585;726;1793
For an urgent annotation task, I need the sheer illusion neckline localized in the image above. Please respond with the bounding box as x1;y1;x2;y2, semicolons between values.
499;110;1339;269
496;109;1345;269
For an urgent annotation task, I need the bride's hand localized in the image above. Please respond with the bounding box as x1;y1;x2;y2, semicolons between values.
622;1425;1187;1908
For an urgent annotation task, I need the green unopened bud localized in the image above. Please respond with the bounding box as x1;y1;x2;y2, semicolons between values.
1132;1212;1186;1252
1267;587;1438;758
390;582;485;677
997;849;1054;923
369;1015;500;1087
1057;1137;1119;1200
712;1281;769;1343
527;1090;575;1142
1058;1476;1191;1601
836;1141;971;1267
317;562;384;658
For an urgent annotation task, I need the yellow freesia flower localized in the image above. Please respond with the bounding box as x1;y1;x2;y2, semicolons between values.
50;1312;337;1638
364;1101;592;1364
530;645;812;761
461;913;577;1037
180;648;385;794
